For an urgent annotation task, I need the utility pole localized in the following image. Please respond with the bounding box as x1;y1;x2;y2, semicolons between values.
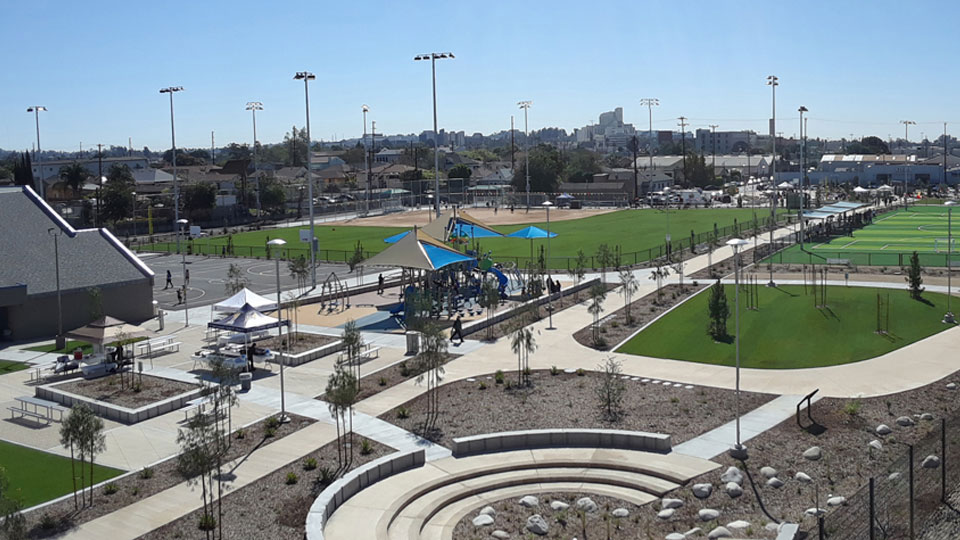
510;115;515;173
518;101;533;210
799;106;808;248
631;135;639;204
96;144;104;227
246;102;263;219
766;75;779;287
709;124;719;172
641;98;659;192
901;120;916;205
363;105;370;216
678;116;688;186
945;123;949;190
211;131;215;164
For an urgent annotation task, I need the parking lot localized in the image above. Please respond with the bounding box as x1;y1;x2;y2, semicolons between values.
142;253;374;312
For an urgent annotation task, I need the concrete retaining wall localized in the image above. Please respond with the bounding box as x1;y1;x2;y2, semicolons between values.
452;429;672;457
276;338;343;367
37;377;206;424
305;448;426;540
462;277;601;337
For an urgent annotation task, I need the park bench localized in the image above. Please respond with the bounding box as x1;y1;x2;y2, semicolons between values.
8;396;67;425
136;337;182;358
337;345;381;364
183;395;216;422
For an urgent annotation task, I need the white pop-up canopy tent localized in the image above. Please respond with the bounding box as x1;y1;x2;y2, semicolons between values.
213;288;277;313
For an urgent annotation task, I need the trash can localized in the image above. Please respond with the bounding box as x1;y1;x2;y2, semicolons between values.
405;331;421;355
240;372;253;391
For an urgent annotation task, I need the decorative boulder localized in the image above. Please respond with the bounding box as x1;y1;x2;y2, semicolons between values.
612;508;629;518
923;455;941;469
727;520;751;530
803;446;823;461
685;528;703;537
948;382;957;390
473;514;494;527
708;526;733;539
889;472;901;481
767;477;784;489
526;514;549;535
805;508;826;517
921;413;934;421
699;508;721;521
665;534;686;540
896;416;915;427
795;472;812;483
720;466;744;485
725;482;743;498
519;495;539;508
876;424;892;435
827;496;846;507
549;501;569;511
479;506;496;517
492;532;510;540
760;466;778;479
869;440;883;451
661;498;684;509
692;483;713;499
576;497;598;513
657;508;675;520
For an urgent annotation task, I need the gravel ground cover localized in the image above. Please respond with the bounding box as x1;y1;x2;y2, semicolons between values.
138;435;393;540
57;374;199;408
453;492;648;539
317;352;460;403
573;284;707;351
23;413;314;539
254;332;338;355
381;369;774;447
475;283;617;342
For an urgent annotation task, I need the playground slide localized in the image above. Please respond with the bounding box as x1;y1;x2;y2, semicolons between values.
488;267;509;294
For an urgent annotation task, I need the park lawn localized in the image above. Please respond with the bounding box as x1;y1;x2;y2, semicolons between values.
0;360;29;375
0;440;123;508
143;208;776;269
617;285;952;368
25;340;94;355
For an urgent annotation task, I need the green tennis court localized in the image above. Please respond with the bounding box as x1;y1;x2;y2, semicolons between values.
769;206;960;267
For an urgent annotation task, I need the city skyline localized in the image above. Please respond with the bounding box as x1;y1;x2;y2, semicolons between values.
3;0;959;152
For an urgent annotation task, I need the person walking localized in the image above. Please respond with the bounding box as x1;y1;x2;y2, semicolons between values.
378;273;385;295
176;288;183;305
184;268;190;286
450;315;464;345
164;270;173;289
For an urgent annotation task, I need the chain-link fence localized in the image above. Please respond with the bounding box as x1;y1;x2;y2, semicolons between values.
813;416;960;540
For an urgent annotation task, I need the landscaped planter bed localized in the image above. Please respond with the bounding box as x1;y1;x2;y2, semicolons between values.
256;332;342;367
23;414;315;539
317;352;460;403
38;374;205;424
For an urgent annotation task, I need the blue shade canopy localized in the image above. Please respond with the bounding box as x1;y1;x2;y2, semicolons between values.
451;222;502;238
506;225;558;239
366;229;473;270
383;230;410;244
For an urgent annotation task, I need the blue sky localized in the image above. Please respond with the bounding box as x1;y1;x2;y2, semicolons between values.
2;0;958;152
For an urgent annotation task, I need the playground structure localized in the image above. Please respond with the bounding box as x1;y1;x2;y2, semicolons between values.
319;272;349;313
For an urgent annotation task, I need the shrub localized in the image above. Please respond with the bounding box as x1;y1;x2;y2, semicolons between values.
285;472;299;485
139;466;154;479
611;321;619;328
198;513;217;531
235;428;246;440
399;361;411;377
843;398;862;416
494;370;505;384
550;365;560;376
360;439;373;455
378;376;387;387
523;366;532;377
40;515;57;530
104;483;118;495
266;416;281;429
318;466;335;486
303;457;318;471
265;426;277;438
396;407;410;419
478;381;488;390
576;368;586;376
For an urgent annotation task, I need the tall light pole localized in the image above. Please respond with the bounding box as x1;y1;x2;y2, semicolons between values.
294;72;317;288
727;237;750;460
246;101;263;219
518;101;533;210
177;218;190;326
640;98;659;185
678;116;688;186
267;238;290;422
542;200;555;330
362;104;370;216
414;52;454;218
27;106;47;198
799;106;808;249
766;76;778;287
47;228;64;349
946;201;957;324
709;124;719;171
159;87;184;253
901;120;916;206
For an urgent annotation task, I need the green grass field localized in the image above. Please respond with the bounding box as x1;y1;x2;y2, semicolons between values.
0;440;123;508
771;206;960;267
140;208;782;269
25;340;94;355
0;360;29;375
616;285;952;368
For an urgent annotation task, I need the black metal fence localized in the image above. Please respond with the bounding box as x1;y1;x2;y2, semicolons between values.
813;415;960;539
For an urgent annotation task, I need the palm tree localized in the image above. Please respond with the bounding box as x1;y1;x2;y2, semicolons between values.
59;163;90;199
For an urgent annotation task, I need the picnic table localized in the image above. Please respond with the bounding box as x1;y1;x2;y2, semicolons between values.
8;396;67;424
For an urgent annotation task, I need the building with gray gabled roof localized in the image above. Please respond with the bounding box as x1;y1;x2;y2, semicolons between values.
0;186;155;341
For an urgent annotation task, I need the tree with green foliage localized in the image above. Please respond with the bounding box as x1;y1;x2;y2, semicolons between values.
414;322;447;437
283;126;310;166
341;320;364;392
510;304;538;386
225;263;248;295
562;149;601;183
347;241;365;284
707;280;730;341
649;262;670;304
595;357;626;422
588;282;607;346
100;164;135;222
59;410;83;508
906;251;924;300
177;410;220;538
182;183;217;219
326;353;359;472
12;152;33;187
0;466;25;540
59;163;90;198
684;152;714;188
511;144;562;193
596;244;614;282
259;180;287;213
618;269;639;325
79;405;106;507
846;136;890;155
288;256;309;294
569;249;588;300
